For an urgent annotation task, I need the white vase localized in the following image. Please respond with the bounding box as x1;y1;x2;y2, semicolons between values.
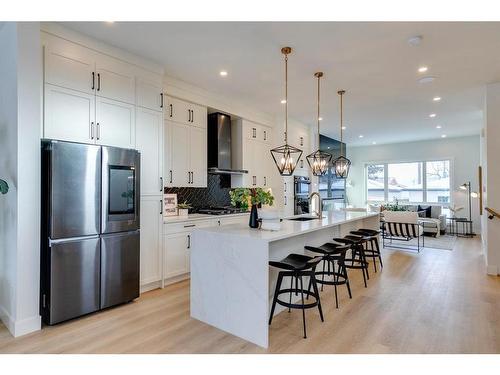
178;208;189;217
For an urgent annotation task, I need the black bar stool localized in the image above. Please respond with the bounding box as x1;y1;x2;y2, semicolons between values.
332;235;370;287
269;253;324;339
350;229;383;273
305;243;352;308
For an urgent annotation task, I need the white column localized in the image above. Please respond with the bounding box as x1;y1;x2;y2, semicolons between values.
484;82;500;275
0;22;42;336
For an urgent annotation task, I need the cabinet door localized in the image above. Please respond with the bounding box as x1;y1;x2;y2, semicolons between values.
96;55;135;104
96;97;135;149
189;126;207;187
164;232;189;278
44;42;95;95
136;108;163;195
136;78;163;111
44;84;95;144
189;103;207;129
255;141;272;188
170;122;190;187
163;120;173;187
260;126;272;144
140;197;163;286
165;96;190;125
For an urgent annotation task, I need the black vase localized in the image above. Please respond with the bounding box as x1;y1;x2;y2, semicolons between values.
249;204;259;228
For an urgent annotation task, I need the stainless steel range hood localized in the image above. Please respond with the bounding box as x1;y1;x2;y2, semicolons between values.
207;112;248;175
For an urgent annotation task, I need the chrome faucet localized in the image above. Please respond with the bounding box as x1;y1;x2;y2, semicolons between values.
309;192;323;218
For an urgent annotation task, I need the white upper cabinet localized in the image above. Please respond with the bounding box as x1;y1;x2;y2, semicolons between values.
95;97;135;149
44;42;96;95
231;119;273;188
164;95;207;128
164;120;207;188
95;55;136;104
164;95;190;125
44;84;96;144
136;108;163;195
189;126;207;187
136;77;163;112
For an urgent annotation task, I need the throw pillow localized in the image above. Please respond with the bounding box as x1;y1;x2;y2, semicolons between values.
418;205;432;218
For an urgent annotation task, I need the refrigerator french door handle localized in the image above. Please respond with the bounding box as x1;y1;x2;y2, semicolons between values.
49;235;100;247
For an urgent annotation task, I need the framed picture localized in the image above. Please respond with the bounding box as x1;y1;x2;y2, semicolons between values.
163;193;178;217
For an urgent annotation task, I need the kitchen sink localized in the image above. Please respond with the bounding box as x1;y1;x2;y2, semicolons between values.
287;216;320;221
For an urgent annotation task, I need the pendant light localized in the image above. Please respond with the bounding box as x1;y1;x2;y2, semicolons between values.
332;90;351;179
306;72;332;176
270;47;303;176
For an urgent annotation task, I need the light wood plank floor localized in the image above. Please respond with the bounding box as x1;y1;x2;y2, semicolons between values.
1;237;499;354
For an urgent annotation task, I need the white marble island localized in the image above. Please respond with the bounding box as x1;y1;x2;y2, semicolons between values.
190;210;379;348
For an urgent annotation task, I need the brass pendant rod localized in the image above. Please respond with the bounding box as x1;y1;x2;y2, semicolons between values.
317;73;320;147
338;90;346;157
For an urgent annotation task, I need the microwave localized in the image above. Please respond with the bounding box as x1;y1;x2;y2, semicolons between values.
294;176;310;196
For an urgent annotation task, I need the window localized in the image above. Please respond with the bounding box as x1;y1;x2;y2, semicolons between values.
366;159;451;205
426;160;450;203
367;164;384;201
387;162;423;203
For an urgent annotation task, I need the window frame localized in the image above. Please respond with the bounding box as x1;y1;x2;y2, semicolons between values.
364;157;454;206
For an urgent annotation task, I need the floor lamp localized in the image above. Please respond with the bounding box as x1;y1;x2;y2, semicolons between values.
459;181;477;236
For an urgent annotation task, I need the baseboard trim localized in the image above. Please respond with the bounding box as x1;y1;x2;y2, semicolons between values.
486;264;499;276
140;273;190;294
0;305;41;337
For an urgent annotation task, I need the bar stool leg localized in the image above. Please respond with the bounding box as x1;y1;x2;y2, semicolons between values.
375;237;383;268
371;239;378;273
288;275;294;312
345;267;353;299
320;259;326;292
269;273;283;325
310;270;324;322
299;275;307;339
332;259;339;309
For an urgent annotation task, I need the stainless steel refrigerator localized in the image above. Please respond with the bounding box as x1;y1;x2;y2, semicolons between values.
40;140;141;325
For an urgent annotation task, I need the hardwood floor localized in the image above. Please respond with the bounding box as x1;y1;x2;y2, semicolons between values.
1;237;499;354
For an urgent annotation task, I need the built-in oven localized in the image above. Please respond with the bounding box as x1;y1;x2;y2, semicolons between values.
294;176;310;196
101;146;141;234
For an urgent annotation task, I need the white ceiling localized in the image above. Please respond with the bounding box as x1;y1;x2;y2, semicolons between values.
61;22;500;146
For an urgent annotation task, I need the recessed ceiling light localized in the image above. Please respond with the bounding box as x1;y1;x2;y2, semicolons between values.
280;99;286;104
359;135;364;138
418;66;428;73
219;71;228;77
372;141;377;145
342;126;347;130
319;117;323;121
436;125;442;129
105;21;115;24
429;113;436;118
441;134;447;138
327;146;331;149
408;35;423;47
418;76;436;84
433;96;441;102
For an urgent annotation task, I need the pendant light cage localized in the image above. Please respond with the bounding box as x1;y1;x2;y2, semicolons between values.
271;46;303;176
332;89;351;179
307;71;331;176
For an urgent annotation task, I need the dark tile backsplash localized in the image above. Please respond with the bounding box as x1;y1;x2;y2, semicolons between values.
164;174;232;210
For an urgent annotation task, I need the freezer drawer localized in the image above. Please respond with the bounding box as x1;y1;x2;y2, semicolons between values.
100;231;140;309
45;237;100;325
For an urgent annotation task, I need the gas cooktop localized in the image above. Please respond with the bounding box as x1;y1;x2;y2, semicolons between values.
195;206;247;215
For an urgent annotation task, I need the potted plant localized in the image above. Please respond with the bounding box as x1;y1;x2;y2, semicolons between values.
0;179;8;195
177;201;191;217
229;188;274;228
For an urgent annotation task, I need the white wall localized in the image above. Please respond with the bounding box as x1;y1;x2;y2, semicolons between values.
0;22;42;336
484;82;500;275
346;135;481;232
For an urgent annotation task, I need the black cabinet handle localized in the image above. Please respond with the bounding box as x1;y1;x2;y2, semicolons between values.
191;109;194;123
252;128;256;138
97;73;101;91
263;130;267;141
91;72;95;90
160;93;164;108
170;170;173;184
160;199;163;215
187;234;191;249
284;182;287;192
169;104;173;118
184;224;196;228
300;137;304;146
264;176;267;186
160;177;163;191
90;121;94;139
96;122;100;140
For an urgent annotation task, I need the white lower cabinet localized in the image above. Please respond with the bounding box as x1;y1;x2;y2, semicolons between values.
140;196;163;286
163;232;190;279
